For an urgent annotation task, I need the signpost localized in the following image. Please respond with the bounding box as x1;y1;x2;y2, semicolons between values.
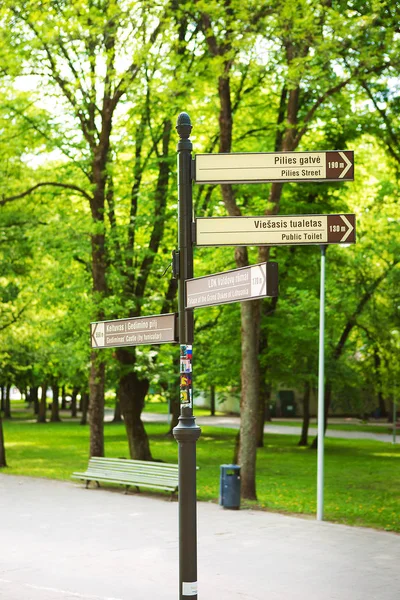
195;150;354;184
185;262;278;310
172;113;200;600
195;214;356;247
90;111;356;597
90;313;177;349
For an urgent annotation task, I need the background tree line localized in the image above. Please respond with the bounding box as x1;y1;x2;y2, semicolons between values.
0;0;399;496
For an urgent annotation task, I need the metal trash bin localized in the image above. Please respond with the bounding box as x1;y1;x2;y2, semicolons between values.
219;464;241;509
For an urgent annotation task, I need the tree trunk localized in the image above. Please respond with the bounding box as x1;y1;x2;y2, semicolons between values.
210;385;216;416
167;390;180;436
80;392;89;425
37;383;47;423
116;348;152;460
70;387;78;418
257;394;266;449
87;350;105;451
30;386;39;415
167;353;180;436
0;386;4;412
0;414;6;468
61;385;67;410
298;381;311;447
218;68;261;500
238;299;260;500
50;383;61;422
89;352;105;456
257;381;271;447
88;140;109;458
113;392;123;423
4;384;11;419
374;350;387;418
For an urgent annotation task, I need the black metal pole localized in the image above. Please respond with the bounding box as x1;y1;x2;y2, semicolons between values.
173;112;201;600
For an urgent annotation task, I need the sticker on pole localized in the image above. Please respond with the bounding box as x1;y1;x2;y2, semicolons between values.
182;582;198;596
180;345;193;406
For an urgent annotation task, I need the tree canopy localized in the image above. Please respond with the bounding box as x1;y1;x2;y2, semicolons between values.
0;0;399;498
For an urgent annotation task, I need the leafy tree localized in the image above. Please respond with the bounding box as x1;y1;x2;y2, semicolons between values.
0;0;179;458
179;0;399;498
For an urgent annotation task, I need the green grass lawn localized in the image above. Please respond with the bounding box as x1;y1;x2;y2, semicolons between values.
143;401;397;435
1;415;399;533
268;420;398;434
143;400;226;417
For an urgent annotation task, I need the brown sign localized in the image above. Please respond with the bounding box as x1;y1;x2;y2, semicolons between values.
326;214;356;243
195;151;354;184
325;151;354;180
91;314;177;349
185;262;278;309
195;214;356;247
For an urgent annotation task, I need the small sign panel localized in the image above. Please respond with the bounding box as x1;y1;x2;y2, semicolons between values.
195;214;355;247
185;262;278;309
195;151;354;184
91;313;177;349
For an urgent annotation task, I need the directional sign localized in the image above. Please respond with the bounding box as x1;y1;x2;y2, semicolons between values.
185;262;278;309
195;151;354;184
91;313;177;349
195;214;356;247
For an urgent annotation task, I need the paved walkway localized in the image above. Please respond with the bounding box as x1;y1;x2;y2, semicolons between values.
140;412;400;444
0;475;399;600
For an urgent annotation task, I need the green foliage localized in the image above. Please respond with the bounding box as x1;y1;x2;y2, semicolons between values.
0;0;399;422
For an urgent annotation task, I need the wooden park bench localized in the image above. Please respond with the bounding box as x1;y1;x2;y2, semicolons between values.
71;457;179;498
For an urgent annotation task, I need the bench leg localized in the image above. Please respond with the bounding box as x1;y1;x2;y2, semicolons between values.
85;480;90;489
124;485;130;495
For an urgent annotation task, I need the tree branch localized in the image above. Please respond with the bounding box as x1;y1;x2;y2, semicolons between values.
360;81;400;165
333;260;400;361
0;182;93;206
0;304;29;332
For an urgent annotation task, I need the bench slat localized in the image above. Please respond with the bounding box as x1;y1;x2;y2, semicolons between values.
72;457;179;495
72;473;178;486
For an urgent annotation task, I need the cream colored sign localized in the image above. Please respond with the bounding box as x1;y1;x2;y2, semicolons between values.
195;214;356;247
91;313;176;348
185;262;278;309
195;151;354;183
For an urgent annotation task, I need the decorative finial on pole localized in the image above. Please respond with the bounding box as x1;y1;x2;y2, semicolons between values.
176;113;192;152
176;112;192;139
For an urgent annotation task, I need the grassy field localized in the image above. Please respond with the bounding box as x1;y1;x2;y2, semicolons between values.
143;400;398;434
1;411;399;533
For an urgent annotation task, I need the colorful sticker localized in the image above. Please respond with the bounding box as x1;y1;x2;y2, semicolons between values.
180;359;192;373
181;345;192;370
180;374;192;387
180;345;193;405
180;390;189;404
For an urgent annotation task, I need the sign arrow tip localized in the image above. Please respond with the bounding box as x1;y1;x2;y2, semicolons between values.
338;152;352;178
